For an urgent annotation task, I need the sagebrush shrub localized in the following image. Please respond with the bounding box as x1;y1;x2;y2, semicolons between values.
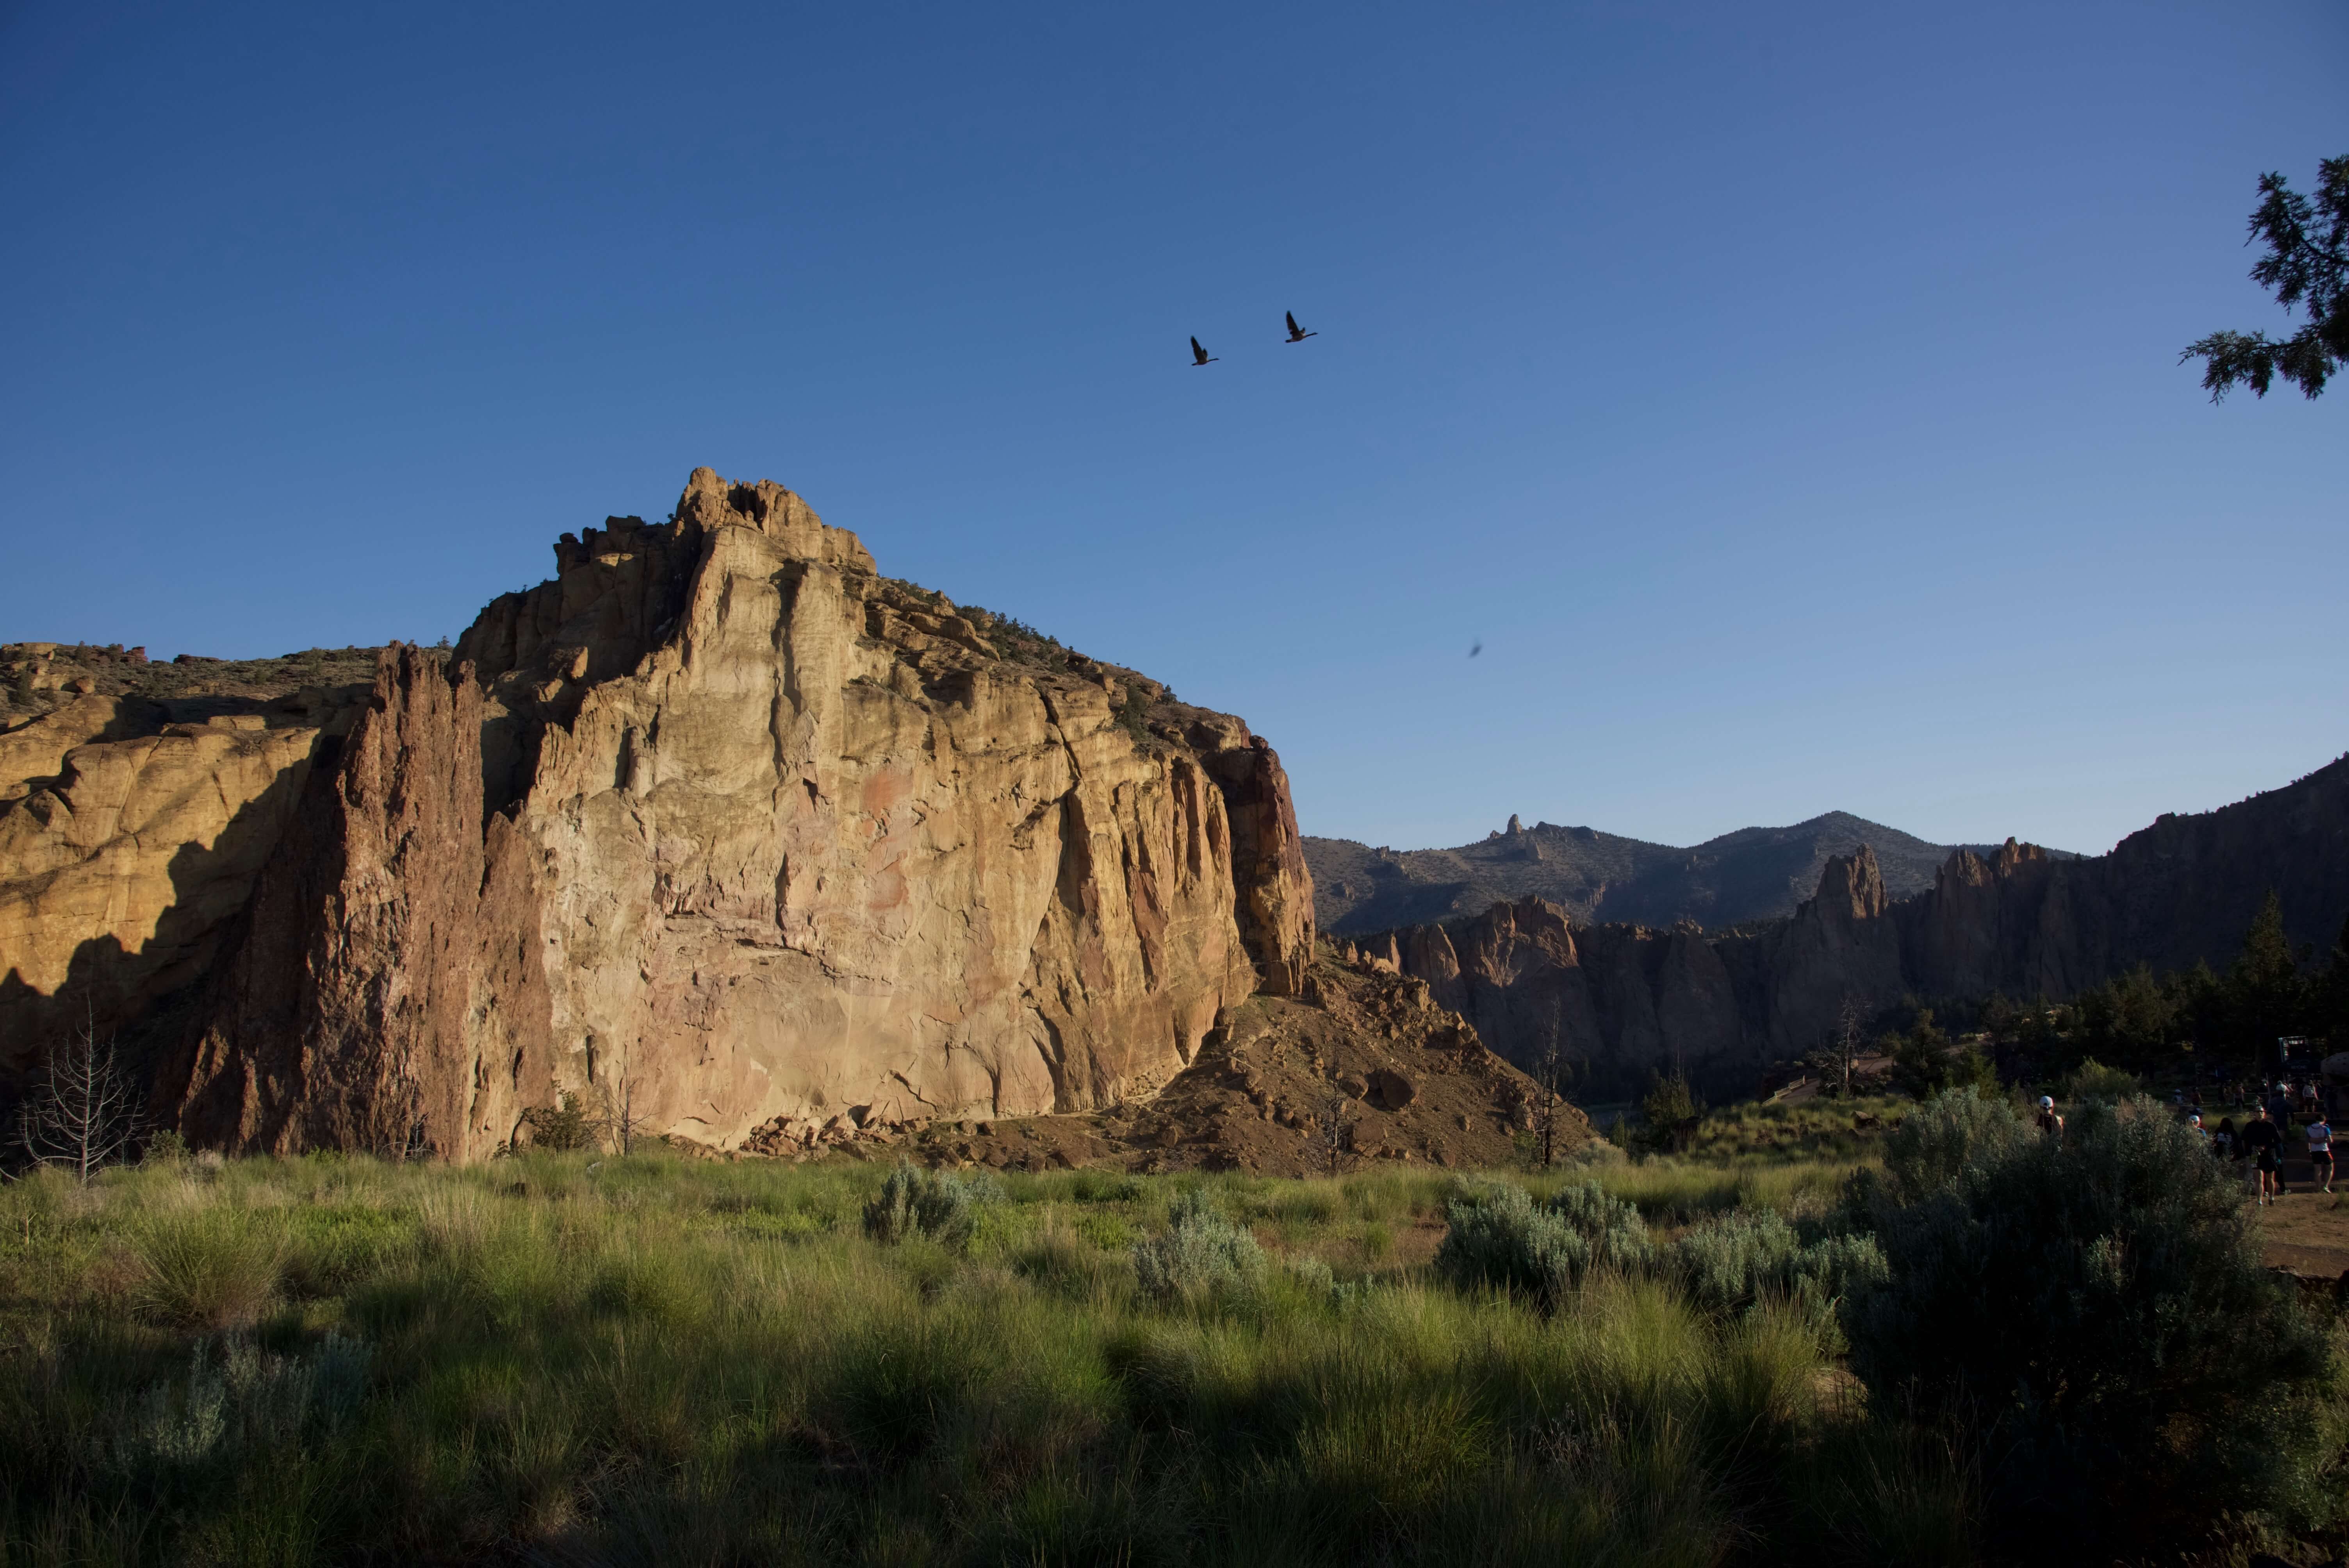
1131;1190;1265;1301
110;1333;371;1476
1843;1093;2342;1548
1873;1085;2028;1204
2061;1057;2138;1104
862;1164;998;1247
1665;1208;1886;1317
1433;1180;1652;1302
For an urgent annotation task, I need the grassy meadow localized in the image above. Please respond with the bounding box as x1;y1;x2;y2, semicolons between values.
0;1092;2335;1568
0;1140;1988;1568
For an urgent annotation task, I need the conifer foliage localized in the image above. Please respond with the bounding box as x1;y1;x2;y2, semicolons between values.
2184;154;2348;400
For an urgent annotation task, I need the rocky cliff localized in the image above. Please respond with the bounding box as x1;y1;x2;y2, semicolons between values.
3;470;1319;1160
1351;754;2349;1098
1306;811;2056;937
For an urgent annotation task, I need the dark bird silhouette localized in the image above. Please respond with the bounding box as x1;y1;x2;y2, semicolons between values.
1190;336;1218;366
1469;640;1482;658
1285;311;1317;343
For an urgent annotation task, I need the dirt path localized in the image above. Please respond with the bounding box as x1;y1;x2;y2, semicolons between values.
2250;1157;2349;1277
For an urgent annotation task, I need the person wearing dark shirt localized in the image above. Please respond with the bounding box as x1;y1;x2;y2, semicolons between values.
2241;1107;2284;1205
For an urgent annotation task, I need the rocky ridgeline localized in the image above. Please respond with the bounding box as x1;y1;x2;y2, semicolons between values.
5;470;1490;1167
1306;809;2034;937
1345;757;2349;1098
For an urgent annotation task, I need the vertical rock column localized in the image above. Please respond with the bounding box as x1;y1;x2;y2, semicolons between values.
168;647;552;1157
1207;736;1317;995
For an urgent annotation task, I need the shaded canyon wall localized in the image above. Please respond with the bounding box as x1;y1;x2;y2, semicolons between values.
1353;754;2349;1097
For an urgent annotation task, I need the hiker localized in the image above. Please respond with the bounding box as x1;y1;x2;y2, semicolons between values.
2214;1115;2239;1161
2035;1095;2063;1142
2308;1111;2334;1195
2241;1105;2284;1205
2187;1113;2207;1148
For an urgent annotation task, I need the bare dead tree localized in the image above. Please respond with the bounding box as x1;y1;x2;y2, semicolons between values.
603;1041;652;1157
1804;996;1866;1099
1313;1082;1353;1179
1833;996;1863;1098
18;1012;142;1184
1533;1044;1572;1170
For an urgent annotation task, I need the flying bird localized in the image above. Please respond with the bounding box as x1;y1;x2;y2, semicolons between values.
1469;640;1482;658
1190;336;1218;366
1285;311;1317;343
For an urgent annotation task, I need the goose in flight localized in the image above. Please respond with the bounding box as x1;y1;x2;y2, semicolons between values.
1190;336;1218;366
1285;311;1317;343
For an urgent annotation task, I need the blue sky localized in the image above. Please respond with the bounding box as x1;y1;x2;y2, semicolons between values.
2;1;2341;856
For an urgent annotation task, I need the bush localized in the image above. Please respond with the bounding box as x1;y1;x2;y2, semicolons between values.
1433;1180;1653;1302
1843;1093;2344;1552
2061;1057;2139;1104
1665;1208;1887;1319
519;1092;601;1152
110;1333;371;1476
861;1164;998;1248
1873;1085;2029;1204
1131;1190;1266;1302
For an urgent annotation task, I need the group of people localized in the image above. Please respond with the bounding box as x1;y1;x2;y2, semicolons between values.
2034;1082;2338;1206
2185;1082;2335;1206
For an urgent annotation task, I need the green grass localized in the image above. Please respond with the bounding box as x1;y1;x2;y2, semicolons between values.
0;1150;1987;1566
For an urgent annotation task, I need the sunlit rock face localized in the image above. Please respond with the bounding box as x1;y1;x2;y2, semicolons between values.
144;470;1316;1157
0;691;356;1074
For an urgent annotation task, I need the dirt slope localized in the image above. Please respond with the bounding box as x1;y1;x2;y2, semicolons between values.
842;956;1593;1176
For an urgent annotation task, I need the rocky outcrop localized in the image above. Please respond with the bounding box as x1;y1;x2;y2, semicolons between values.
1363;757;2349;1096
4;470;1320;1160
0;689;363;1072
168;649;554;1158
896;957;1584;1177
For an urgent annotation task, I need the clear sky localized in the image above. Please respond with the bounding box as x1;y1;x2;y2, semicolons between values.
2;2;2341;857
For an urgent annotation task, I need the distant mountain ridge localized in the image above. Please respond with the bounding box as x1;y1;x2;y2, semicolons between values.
1307;812;2076;937
1335;753;2349;1101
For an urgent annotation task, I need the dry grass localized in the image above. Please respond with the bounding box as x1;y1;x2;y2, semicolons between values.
0;1150;1987;1567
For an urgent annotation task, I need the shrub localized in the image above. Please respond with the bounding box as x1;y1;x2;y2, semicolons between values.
1131;1190;1265;1302
2061;1057;2139;1104
1873;1085;2029;1204
1665;1207;1886;1318
1843;1093;2343;1552
1433;1180;1652;1302
862;1164;997;1247
519;1093;601;1152
1573;1137;1627;1168
110;1333;372;1475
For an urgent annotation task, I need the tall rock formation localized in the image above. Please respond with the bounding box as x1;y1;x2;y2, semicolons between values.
5;470;1317;1160
1363;756;2349;1096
